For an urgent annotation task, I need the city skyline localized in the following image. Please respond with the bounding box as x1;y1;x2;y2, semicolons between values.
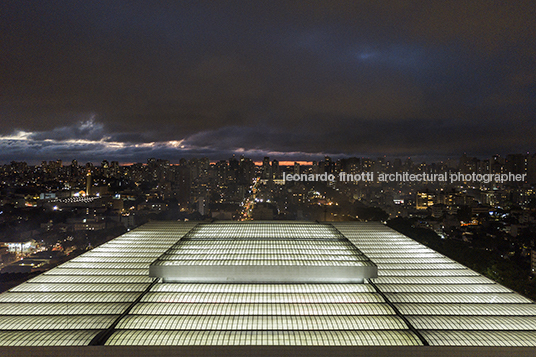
1;1;536;163
2;152;535;168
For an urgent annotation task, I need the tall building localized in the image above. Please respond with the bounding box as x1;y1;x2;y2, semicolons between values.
271;159;280;179
240;156;256;184
262;157;271;180
228;155;239;183
506;154;527;176
85;170;92;197
70;159;79;177
1;221;535;356
176;161;191;209
293;162;300;175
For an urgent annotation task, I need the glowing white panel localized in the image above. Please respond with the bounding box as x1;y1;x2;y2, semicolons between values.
0;303;130;315
116;315;407;330
386;293;531;304
105;330;422;346
150;283;375;293
10;283;149;293
422;330;536;347
27;275;153;284
375;263;466;270
141;292;385;304
150;223;377;282
131;302;394;316
376;284;511;294
72;257;157;263
377;269;479;277
0;292;141;303
45;268;147;276
396;303;536;316
373;276;495;285
1;221;535;349
0;315;117;330
408;316;536;330
60;262;149;269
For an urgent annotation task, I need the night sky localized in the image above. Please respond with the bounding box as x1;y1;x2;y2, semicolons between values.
1;1;535;164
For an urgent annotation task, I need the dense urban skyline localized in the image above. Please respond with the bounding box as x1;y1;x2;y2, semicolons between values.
1;1;535;163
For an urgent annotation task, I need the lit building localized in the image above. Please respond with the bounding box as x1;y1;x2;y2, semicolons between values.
416;191;435;210
1;239;36;254
1;221;536;356
86;170;92;197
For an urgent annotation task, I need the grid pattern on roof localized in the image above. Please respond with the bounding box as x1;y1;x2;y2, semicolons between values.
105;330;422;346
151;222;376;268
332;222;536;347
0;221;197;346
422;330;536;347
130;302;395;316
140;291;384;304
1;221;535;348
116;314;407;330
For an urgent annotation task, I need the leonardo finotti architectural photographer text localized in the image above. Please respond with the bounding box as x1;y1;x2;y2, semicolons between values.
283;171;527;184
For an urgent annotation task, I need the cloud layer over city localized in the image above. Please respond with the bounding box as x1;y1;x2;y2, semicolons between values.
1;1;535;163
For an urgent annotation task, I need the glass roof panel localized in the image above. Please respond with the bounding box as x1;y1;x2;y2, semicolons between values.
105;330;422;346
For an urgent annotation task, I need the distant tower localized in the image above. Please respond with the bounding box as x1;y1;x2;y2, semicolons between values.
86;170;92;196
272;160;280;179
262;157;271;180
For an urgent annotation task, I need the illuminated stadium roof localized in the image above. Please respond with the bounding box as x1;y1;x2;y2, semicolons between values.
1;221;536;356
149;222;377;283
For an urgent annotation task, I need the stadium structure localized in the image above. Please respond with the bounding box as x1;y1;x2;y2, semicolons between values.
1;221;536;357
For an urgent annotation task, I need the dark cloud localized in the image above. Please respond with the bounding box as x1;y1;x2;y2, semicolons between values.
28;118;106;142
0;1;535;162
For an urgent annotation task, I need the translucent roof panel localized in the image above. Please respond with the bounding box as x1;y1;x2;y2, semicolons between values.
58;262;149;269
0;302;130;315
105;330;422;346
373;276;496;285
0;292;142;303
157;253;367;260
1;221;536;349
376;284;511;294
72;257;157;263
422;330;536;347
117;315;407;330
374;263;467;270
385;292;531;304
151;259;375;266
0;315;117;330
141;292;385;304
0;221;199;347
0;330;101;346
190;222;340;239
44;268;148;276
332;222;536;347
396;303;536;316
150;283;375;293
27;275;153;284
408;316;536;330
9;283;149;293
150;222;377;282
377;269;480;277
131;302;395;316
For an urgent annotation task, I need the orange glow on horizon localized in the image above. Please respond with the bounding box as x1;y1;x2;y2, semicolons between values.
118;161;314;166
253;161;313;166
